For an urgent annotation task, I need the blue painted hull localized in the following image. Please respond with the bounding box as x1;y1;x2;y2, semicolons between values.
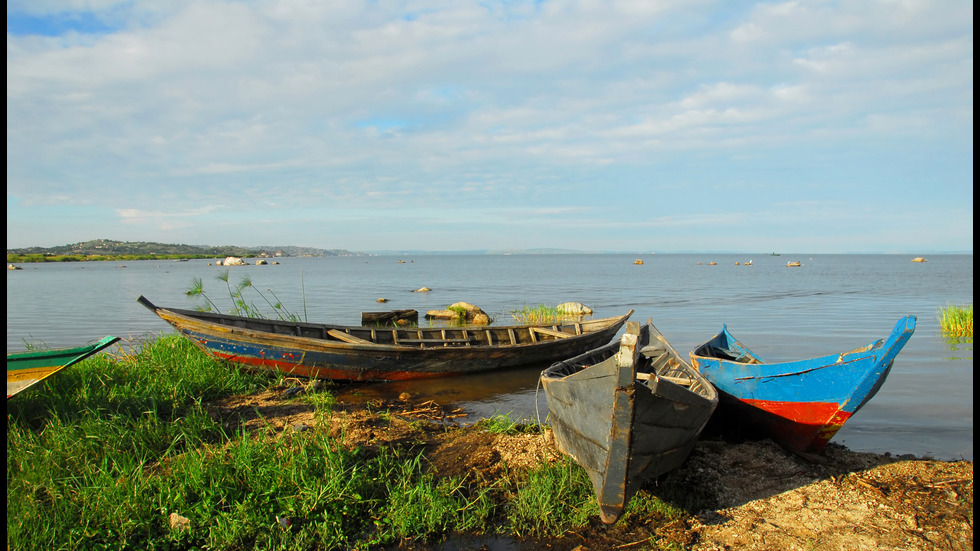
690;315;916;454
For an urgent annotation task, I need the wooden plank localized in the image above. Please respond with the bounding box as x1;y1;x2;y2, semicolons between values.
361;309;418;326
636;372;695;386
326;329;373;345
398;338;471;345
532;327;572;339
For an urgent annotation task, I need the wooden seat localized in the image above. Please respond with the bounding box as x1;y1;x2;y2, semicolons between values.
327;329;374;344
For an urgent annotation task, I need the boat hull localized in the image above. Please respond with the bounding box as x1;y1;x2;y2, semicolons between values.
541;321;718;524
7;336;120;398
138;296;632;381
690;315;915;454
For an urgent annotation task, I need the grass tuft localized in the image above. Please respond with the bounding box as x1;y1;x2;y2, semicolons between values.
475;414;542;436
505;457;597;538
939;304;973;338
510;304;562;324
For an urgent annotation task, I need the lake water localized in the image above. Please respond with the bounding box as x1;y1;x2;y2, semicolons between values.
6;253;973;460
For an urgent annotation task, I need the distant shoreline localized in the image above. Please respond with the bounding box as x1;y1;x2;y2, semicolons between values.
8;251;974;264
7;253;231;263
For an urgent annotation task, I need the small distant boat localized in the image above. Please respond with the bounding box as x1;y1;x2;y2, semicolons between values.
138;296;632;382
689;316;916;456
7;336;120;398
541;321;718;524
786;261;802;267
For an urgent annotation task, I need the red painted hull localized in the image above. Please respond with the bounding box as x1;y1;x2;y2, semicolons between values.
739;398;852;453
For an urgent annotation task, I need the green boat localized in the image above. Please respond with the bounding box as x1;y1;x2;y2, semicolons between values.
7;336;120;398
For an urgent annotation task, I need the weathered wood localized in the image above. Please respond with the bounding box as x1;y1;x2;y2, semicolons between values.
327;329;373;345
532;327;571;339
361;310;418;326
636;372;695;386
541;321;718;525
398;338;471;345
136;295;633;382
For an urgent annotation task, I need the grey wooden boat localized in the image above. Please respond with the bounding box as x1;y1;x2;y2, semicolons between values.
138;296;632;382
541;320;718;524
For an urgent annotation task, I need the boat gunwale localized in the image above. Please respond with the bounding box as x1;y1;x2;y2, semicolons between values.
7;336;121;363
542;321;718;403
690;315;916;380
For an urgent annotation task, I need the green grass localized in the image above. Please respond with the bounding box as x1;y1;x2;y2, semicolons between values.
505;457;598;538
510;304;562;324
474;413;542;435
7;334;638;550
939;304;973;338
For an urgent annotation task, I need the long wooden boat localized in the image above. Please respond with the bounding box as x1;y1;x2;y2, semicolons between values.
7;336;120;398
541;320;718;524
689;315;916;456
138;296;632;382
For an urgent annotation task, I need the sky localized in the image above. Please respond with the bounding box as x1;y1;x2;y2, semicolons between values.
6;0;974;254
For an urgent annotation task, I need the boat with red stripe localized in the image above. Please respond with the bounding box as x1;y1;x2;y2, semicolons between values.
689;315;916;456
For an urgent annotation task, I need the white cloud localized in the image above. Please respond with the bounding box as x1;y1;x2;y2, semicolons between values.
5;0;973;252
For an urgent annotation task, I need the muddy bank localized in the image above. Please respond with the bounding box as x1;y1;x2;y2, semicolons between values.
206;387;974;551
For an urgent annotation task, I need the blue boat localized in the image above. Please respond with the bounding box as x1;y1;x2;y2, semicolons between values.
689;316;916;455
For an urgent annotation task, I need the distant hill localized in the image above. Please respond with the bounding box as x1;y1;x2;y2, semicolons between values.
7;239;360;258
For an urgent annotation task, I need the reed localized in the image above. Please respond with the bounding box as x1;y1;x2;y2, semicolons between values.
186;272;301;321
510;304;561;324
939;304;973;338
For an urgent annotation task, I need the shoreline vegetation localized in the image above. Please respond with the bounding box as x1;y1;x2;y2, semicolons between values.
940;304;974;337
7;335;973;551
6;239;355;264
8;253;232;263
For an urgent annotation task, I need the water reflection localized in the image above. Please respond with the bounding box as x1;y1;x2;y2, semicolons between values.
331;362;550;418
940;334;974;362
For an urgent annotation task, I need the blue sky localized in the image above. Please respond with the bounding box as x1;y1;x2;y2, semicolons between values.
6;0;973;253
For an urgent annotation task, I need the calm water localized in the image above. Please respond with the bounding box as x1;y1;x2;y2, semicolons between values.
7;253;973;460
